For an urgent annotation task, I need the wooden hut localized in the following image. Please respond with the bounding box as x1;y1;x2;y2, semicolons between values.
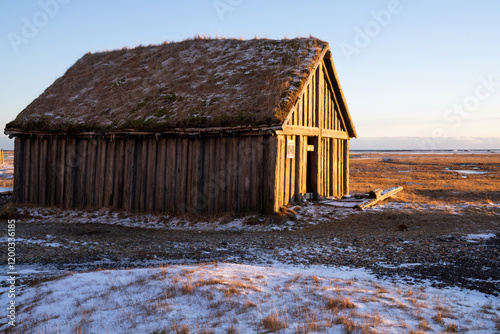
5;37;356;214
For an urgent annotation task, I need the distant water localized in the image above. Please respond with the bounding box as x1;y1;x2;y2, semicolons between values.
350;149;500;155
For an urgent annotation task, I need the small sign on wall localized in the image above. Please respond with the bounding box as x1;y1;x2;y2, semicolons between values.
287;139;295;159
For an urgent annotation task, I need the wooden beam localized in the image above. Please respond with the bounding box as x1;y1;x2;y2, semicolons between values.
277;126;319;137
357;186;403;210
321;129;349;139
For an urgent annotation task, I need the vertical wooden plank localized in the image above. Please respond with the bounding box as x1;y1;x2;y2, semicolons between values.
100;139;109;208
146;138;157;212
30;137;39;204
55;138;64;206
225;137;235;212
326;91;330;130
177;137;189;213
186;138;195;214
235;136;243;212
184;139;192;213
134;139;146;211
134;138;143;211
317;134;323;201
38;138;48;205
234;137;242;212
338;139;342;196
219;136;229;213
112;139;125;209
173;137;182;213
205;137;214;213
236;137;246;212
166;137;176;213
313;70;316;128
211;137;220;213
22;138;31;204
75;139;88;207
298;136;305;199
253;136;263;212
308;80;312;127
328;138;332;197
332;93;336;130
322;138;326;197
48;138;57;206
195;137;203;214
196;138;205;214
327;138;332;197
102;139;115;207
162;138;171;212
327;138;331;197
324;90;328;130
344;140;349;196
122;138;134;211
84;139;95;208
189;138;197;213
13;138;23;203
330;90;334;130
277;135;285;208
265;136;276;213
309;83;313;128
296;96;301;127
46;138;55;206
305;85;309;127
287;136;298;203
283;136;290;206
29;137;37;204
261;136;270;212
317;67;322;129
64;138;75;208
213;137;222;213
325;69;329;131
272;135;283;212
200;137;209;213
242;137;251;212
155;138;166;212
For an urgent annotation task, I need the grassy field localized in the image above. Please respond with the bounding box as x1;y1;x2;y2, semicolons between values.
350;153;500;206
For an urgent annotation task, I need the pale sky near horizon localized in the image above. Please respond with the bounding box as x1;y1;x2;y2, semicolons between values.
1;0;499;149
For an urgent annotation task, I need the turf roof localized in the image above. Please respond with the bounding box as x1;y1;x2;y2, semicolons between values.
6;37;328;133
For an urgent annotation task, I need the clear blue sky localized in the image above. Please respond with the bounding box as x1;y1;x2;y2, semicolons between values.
1;0;499;149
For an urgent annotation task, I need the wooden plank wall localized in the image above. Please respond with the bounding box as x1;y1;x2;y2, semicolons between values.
14;134;276;214
277;61;351;207
288;63;346;133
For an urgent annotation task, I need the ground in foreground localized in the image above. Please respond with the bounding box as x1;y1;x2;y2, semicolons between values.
1;263;499;333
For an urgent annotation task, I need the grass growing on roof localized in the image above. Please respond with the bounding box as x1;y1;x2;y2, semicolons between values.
7;37;326;134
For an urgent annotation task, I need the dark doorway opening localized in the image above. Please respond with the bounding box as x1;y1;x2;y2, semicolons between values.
306;136;316;199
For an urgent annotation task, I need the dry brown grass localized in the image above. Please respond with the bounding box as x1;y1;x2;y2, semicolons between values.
350;153;500;205
418;319;432;331
332;316;359;333
444;323;459;333
326;296;356;310
432;311;445;324
261;312;288;331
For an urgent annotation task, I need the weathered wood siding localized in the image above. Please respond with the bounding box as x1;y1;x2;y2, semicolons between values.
14;134;276;214
276;62;350;208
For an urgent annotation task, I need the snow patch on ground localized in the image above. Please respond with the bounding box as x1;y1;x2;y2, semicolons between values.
1;263;497;333
465;233;497;242
16;203;360;232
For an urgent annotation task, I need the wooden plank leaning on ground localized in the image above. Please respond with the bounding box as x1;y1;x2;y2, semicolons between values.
356;186;403;210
